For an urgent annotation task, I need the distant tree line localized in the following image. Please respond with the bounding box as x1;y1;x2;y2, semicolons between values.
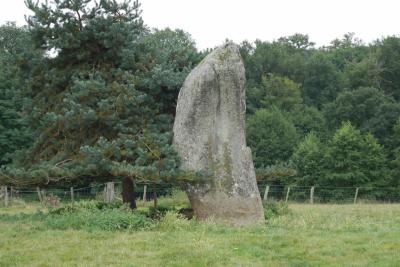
0;0;399;194
242;33;400;188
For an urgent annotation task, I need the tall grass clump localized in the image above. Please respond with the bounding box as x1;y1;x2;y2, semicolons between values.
146;190;192;219
157;211;192;231
263;200;290;220
156;190;191;209
43;201;154;231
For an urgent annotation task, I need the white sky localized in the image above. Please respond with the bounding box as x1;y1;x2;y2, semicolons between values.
1;0;399;50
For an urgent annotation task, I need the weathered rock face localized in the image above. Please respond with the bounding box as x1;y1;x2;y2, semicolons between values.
173;42;264;226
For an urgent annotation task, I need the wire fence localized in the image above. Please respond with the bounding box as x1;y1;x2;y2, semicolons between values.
1;182;400;207
257;184;400;204
0;182;182;207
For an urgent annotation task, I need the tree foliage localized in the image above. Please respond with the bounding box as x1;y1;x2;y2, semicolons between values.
293;123;389;187
247;75;302;113
323;87;400;144
247;108;299;167
302;52;344;107
292;132;325;186
323;122;389;187
0;3;400;189
377;36;400;101
0;23;38;165
1;0;198;186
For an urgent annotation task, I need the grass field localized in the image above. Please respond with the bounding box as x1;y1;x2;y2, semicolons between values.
0;198;399;267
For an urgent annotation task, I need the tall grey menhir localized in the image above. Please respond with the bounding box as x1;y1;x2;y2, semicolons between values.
173;42;264;225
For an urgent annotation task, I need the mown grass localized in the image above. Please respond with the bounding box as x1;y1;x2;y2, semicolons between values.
0;196;399;267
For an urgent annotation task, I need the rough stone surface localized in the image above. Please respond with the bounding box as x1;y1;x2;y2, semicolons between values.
173;42;264;226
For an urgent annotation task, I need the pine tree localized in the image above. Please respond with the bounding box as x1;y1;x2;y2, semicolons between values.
1;0;198;198
0;23;38;165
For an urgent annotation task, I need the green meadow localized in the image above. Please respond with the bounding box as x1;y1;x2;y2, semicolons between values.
1;196;399;267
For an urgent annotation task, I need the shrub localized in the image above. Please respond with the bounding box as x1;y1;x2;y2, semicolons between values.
157;211;191;231
263;200;290;220
156;190;191;209
44;200;154;231
44;208;153;231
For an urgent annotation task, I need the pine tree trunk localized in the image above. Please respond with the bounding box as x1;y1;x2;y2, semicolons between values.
122;177;136;209
153;187;158;208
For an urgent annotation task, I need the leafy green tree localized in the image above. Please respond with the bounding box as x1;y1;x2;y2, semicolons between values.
377;36;400;101
302;52;344;108
343;55;381;90
278;33;315;50
290;106;326;138
247;108;299;167
247;75;302;113
390;148;400;187
243;37;310;88
323;87;400;145
324;122;389;187
327;34;381;90
387;118;400;155
292;132;325;186
327;33;370;70
388;119;400;187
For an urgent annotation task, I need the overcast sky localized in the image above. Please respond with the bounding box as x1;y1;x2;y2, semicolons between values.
1;0;399;50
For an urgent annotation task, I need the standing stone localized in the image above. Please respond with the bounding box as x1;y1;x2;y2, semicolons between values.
173;42;264;225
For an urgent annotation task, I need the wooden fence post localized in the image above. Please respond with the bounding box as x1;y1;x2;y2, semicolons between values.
1;186;8;207
263;185;270;201
285;186;291;202
142;185;147;206
354;187;359;204
153;189;158;208
70;187;74;203
310;186;315;204
1;186;4;205
104;182;115;203
36;187;42;203
0;187;3;205
5;186;8;207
